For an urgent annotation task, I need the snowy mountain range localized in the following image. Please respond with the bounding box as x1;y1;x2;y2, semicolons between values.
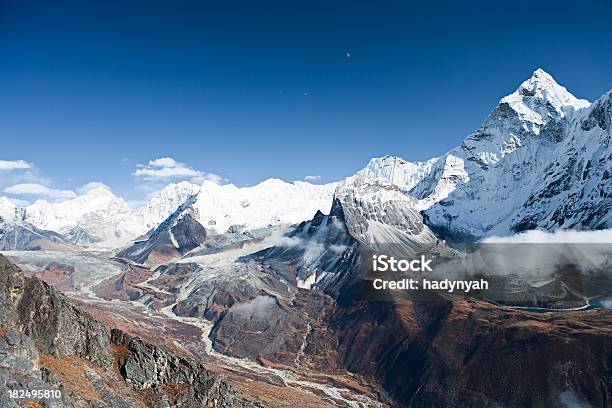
0;182;201;247
349;69;611;241
117;179;339;265
244;68;611;299
364;71;606;236
0;178;338;249
1;69;610;252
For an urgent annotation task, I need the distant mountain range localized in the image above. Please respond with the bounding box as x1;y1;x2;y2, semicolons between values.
0;180;337;250
1;69;610;253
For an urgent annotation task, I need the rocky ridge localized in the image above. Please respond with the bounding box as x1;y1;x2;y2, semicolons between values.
0;254;263;407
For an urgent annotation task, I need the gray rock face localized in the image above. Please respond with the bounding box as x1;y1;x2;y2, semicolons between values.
111;330;260;408
247;191;441;301
0;254;263;407
117;194;207;265
0;256;78;407
15;277;111;365
0;222;77;251
171;259;292;319
247;201;361;299
211;295;298;363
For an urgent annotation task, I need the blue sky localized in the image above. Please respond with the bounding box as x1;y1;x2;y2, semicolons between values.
0;0;611;203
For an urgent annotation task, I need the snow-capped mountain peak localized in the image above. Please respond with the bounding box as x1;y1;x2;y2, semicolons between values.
500;68;590;127
340;70;610;242
420;74;611;240
0;181;202;248
25;187;129;233
131;181;201;231
520;68;589;110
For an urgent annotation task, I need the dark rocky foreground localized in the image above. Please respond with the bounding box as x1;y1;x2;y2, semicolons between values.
0;254;263;408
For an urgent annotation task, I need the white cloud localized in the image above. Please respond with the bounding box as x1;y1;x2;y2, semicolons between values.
133;156;225;184
148;157;179;168
329;244;349;254
303;241;325;263
304;175;321;181
4;183;76;200
430;229;612;283
134;165;203;179
262;228;345;262
78;181;112;195
483;229;612;244
0;160;31;171
202;173;225;184
262;228;304;248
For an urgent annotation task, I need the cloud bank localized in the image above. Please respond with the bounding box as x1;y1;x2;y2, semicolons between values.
133;156;225;184
3;183;77;200
0;160;31;171
483;229;612;244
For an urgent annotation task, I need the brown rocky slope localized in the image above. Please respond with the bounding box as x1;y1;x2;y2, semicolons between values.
0;254;263;408
327;296;612;407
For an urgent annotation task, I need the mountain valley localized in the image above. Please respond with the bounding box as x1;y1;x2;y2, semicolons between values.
1;69;612;407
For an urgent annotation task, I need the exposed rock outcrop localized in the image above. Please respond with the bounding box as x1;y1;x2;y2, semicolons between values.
117;195;207;266
0;254;263;407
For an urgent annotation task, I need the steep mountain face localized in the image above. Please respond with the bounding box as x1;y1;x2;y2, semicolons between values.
336;181;438;249
345;156;438;195
117;195;207;266
0;254;262;407
508;90;612;233
249;180;440;299
249;200;361;298
421;69;610;240
129;181;201;235
342;69;611;241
